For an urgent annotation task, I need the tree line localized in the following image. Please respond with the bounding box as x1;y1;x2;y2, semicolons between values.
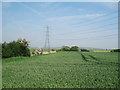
1;38;120;58
61;46;79;51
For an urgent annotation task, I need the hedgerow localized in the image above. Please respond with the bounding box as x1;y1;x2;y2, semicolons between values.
2;40;30;58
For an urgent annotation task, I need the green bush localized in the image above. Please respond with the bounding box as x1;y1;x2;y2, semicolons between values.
89;49;94;52
80;49;89;52
111;49;120;52
56;49;61;52
51;49;55;51
0;43;2;58
2;41;30;58
61;46;70;51
70;46;79;51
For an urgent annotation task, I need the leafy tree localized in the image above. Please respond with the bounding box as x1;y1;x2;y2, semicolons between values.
70;46;79;51
0;43;2;58
61;46;70;51
17;38;30;48
2;40;30;58
111;49;120;52
80;49;89;52
51;49;55;51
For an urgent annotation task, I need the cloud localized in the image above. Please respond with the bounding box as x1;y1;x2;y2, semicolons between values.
47;14;105;21
19;3;44;17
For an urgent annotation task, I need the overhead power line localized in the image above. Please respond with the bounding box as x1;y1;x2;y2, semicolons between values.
52;10;118;36
55;22;117;36
71;27;117;35
53;34;117;41
74;15;118;27
73;10;118;26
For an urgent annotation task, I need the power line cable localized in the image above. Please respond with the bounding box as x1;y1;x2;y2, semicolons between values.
73;10;118;25
55;22;117;36
53;33;117;41
71;27;117;35
74;15;118;27
54;14;118;36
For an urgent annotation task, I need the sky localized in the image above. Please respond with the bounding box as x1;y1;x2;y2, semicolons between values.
2;2;118;49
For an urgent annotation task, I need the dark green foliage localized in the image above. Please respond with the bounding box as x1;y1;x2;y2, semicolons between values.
2;41;30;58
81;49;89;52
51;49;55;51
111;49;120;52
0;43;2;58
61;46;70;51
61;46;79;51
56;49;61;52
70;46;79;51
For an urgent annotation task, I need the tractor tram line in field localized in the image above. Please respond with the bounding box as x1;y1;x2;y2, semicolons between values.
79;52;98;63
80;53;88;62
79;52;119;66
85;53;119;66
88;55;97;60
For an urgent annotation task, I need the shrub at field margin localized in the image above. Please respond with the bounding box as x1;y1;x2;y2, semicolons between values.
70;46;79;51
61;46;70;51
2;40;30;58
111;49;120;52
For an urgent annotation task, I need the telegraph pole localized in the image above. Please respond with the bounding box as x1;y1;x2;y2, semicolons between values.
44;26;50;51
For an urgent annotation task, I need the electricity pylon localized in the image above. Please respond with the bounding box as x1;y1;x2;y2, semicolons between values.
44;26;50;51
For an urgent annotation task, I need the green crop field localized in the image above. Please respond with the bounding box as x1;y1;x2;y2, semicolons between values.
2;51;119;88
